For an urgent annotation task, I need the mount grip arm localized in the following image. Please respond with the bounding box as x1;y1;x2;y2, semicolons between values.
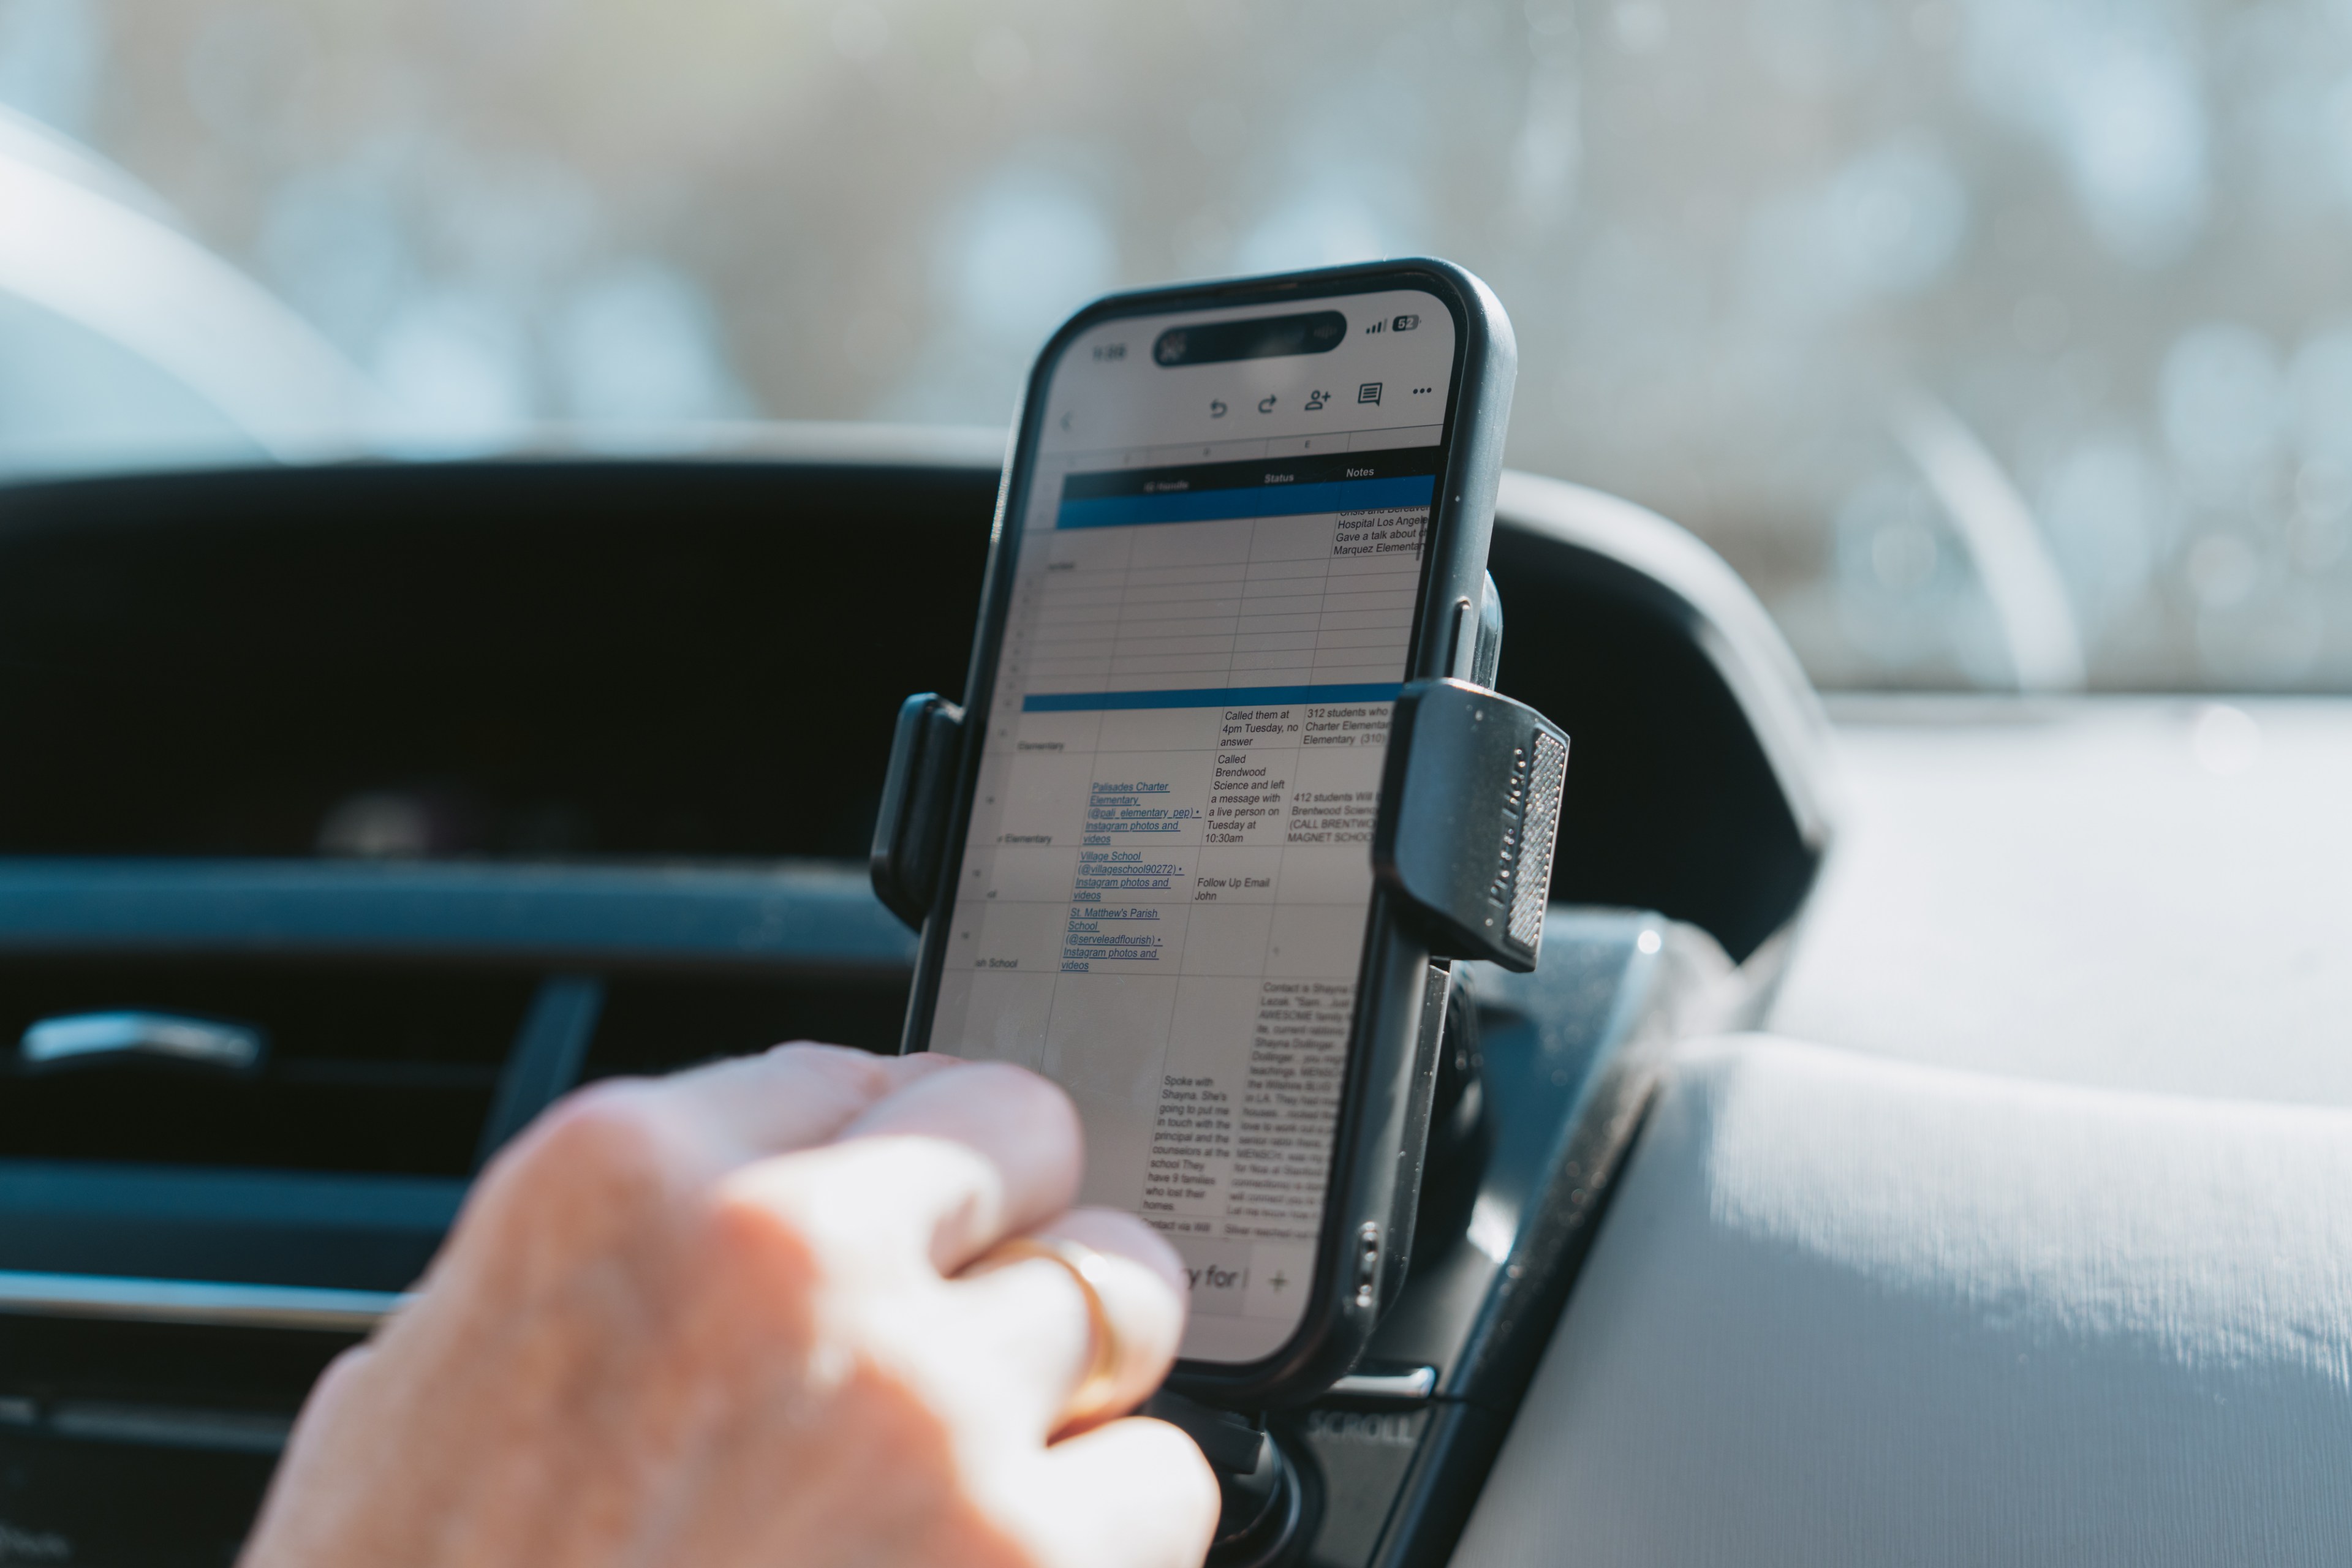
1371;678;1570;972
869;693;965;930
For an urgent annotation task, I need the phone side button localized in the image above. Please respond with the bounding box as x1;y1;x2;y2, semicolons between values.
1326;1366;1438;1401
1444;597;1477;681
1353;1221;1382;1310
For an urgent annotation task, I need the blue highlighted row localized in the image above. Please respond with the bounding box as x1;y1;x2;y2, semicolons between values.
1023;682;1402;713
1055;475;1434;530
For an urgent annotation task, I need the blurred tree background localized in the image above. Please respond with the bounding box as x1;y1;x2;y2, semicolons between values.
11;0;2352;690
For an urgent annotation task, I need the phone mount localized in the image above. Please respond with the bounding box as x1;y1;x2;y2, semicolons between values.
872;576;1567;1564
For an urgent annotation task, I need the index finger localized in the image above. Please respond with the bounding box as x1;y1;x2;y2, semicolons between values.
833;1059;1084;1271
643;1042;959;1166
720;1059;1083;1277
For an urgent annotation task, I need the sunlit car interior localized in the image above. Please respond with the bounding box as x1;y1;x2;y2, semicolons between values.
5;1;2351;1563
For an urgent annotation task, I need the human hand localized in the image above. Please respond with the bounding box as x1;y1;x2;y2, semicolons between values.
239;1046;1218;1568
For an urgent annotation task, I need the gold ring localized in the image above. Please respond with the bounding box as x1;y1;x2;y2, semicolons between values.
969;1235;1124;1430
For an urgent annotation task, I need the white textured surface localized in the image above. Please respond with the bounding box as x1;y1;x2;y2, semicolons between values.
1770;698;2352;1104
1453;1037;2352;1567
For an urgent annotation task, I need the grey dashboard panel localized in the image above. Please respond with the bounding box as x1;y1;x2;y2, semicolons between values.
1449;1035;2352;1568
1773;695;2352;1107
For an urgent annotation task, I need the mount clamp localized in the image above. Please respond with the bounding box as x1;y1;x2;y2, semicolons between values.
1372;678;1570;973
868;692;965;929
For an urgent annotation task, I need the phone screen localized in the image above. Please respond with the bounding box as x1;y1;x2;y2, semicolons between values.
928;288;1461;1363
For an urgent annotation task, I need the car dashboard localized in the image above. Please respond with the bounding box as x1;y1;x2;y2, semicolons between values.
0;445;1828;1566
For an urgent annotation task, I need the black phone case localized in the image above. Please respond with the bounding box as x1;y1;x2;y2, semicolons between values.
899;258;1518;1408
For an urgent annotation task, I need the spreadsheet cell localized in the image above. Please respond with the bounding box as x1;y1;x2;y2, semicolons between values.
1241;564;1336;587
1111;653;1237;676
1039;582;1132;605
1132;519;1253;567
1238;593;1328;617
1121;582;1250;608
1128;563;1254;587
1312;610;1413;633
1320;590;1420;614
1121;614;1246;638
1242;571;1333;594
1117;635;1246;658
1314;628;1413;650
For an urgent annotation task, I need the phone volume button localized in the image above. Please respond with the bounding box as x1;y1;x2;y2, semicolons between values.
1353;1221;1380;1309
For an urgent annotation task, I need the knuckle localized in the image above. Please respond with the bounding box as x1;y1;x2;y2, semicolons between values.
958;1060;1080;1129
523;1081;676;1188
765;1039;894;1086
293;1342;376;1423
702;1175;823;1278
955;1058;1046;1094
474;1081;683;1244
680;1178;833;1346
762;1041;901;1112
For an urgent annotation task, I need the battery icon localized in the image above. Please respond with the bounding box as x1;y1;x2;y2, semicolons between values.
1392;314;1420;332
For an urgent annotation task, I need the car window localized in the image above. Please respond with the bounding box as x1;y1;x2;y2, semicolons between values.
2;0;2343;692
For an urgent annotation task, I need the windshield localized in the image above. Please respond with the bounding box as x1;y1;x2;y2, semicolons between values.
3;0;2342;692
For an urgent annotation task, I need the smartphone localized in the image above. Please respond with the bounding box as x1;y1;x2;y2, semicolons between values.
905;260;1515;1403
